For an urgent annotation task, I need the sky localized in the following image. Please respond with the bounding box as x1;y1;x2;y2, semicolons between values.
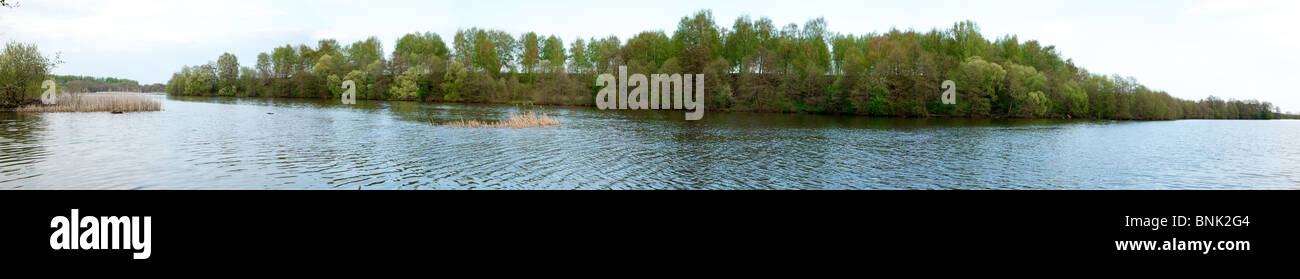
2;0;1298;112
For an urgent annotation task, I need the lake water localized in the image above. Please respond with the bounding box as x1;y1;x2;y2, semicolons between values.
2;95;1298;189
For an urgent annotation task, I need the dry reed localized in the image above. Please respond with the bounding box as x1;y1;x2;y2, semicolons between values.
442;112;561;128
16;93;161;113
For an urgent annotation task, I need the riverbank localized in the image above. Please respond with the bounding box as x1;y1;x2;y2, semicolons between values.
158;93;1300;121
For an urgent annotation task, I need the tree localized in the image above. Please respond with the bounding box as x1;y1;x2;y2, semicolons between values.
520;32;540;74
1004;63;1047;116
952;56;1005;116
216;52;240;91
393;32;448;72
569;38;591;73
724;15;760;73
271;45;298;78
672;10;724;74
389;67;422;101
542;35;565;71
624;31;671;74
0;41;58;107
255;53;272;78
441;61;469;101
346;37;384;71
343;70;366;99
947;20;987;60
238;66;256;96
185;63;218;95
1061;81;1089;117
473;31;501;76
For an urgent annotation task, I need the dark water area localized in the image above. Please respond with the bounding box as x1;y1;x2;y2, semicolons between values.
2;95;1297;189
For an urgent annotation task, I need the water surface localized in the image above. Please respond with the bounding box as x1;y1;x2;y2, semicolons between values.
2;95;1298;189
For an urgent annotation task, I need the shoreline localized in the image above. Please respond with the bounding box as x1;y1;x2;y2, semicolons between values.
159;94;1299;121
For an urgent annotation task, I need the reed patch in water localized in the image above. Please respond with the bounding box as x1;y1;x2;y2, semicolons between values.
15;93;161;113
441;112;561;128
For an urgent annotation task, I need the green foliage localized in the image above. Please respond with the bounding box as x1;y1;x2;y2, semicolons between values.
157;12;1288;120
542;35;565;71
441;61;467;102
1061;81;1089;117
346;37;384;71
216;53;239;90
1004;63;1047;116
953;56;1005;116
0;41;58;107
520;32;540;74
270;45;298;78
343;70;366;99
185;63;217;96
51;74;163;93
389;67;421;101
393;32;448;68
568;38;591;73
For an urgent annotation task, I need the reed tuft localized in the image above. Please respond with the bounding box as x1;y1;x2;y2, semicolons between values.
16;93;162;113
442;112;561;128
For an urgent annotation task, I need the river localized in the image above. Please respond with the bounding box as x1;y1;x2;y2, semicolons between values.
2;95;1298;189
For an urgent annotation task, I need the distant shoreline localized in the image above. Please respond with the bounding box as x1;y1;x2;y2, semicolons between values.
160;94;1300;121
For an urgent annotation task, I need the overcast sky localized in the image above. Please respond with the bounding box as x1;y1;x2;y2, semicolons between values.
2;0;1297;112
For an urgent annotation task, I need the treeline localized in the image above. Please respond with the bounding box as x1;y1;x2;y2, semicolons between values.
165;10;1289;120
52;75;164;93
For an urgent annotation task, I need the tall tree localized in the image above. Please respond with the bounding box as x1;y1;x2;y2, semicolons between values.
520;32;540;74
216;52;240;90
346;37;384;71
270;45;298;78
569;38;590;73
672;9;724;73
542;35;565;71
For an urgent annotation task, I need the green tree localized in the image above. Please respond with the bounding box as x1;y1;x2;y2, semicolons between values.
520;32;540;74
624;31;671;74
672;9;724;74
952;56;1005;116
346;37;384;71
569;38;591;73
216;52;240;91
185;63;218;96
473;31;501;77
1004;63;1047;116
389;67;421;101
542;35;565;71
343;70;366;99
441;61;468;101
393;32;448;72
271;45;298;78
724;15;760;73
1061;81;1089;117
0;41;58;107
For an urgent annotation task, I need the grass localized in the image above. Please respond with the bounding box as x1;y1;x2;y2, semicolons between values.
441;111;561;128
16;93;161;113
